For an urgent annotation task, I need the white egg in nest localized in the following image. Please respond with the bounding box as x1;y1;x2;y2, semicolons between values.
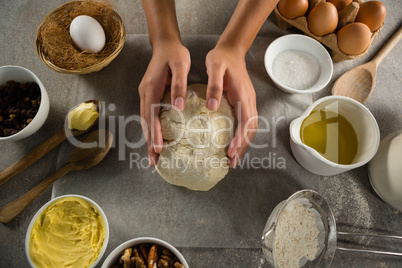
70;15;106;53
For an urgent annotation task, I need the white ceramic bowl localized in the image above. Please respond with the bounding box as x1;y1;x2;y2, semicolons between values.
102;237;189;268
369;130;402;211
0;65;49;141
289;96;380;176
264;34;333;94
25;195;109;268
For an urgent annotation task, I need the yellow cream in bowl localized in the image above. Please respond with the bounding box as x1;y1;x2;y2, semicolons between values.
28;196;106;268
68;102;99;131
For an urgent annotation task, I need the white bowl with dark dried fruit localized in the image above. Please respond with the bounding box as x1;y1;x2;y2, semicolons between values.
102;237;189;268
0;65;49;141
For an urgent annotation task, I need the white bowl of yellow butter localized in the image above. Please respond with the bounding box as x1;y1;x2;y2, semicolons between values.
25;195;109;268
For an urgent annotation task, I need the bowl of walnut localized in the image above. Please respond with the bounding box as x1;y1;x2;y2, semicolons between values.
0;65;49;141
101;237;189;268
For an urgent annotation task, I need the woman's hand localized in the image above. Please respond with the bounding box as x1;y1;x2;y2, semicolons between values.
206;45;258;168
204;0;278;168
139;40;190;166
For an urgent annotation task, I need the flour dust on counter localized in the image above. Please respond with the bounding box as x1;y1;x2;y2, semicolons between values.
321;173;373;231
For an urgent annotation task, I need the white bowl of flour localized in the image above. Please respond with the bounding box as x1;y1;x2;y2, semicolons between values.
264;34;333;94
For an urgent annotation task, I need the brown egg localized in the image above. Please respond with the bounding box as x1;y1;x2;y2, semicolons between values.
337;22;372;55
307;2;338;36
278;0;309;20
327;0;353;12
355;1;386;32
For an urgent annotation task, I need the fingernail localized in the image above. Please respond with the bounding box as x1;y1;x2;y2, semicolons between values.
207;98;218;111
174;97;185;110
154;144;162;153
228;148;237;159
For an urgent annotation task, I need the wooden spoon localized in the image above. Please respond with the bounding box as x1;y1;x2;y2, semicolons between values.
0;129;113;224
332;26;402;103
0;100;101;187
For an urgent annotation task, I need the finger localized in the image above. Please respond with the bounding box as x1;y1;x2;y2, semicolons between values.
148;145;159;166
228;123;245;159
227;100;245;158
228;125;256;168
142;84;165;155
206;63;225;111
228;109;258;157
170;61;190;110
144;101;163;153
140;94;147;141
142;119;159;166
140;93;151;149
237;125;257;159
153;117;163;153
228;152;242;168
140;100;158;166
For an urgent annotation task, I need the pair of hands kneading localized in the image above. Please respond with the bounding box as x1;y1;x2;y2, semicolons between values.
138;0;279;173
139;40;258;169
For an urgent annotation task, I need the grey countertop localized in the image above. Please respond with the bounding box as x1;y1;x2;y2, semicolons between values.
0;1;401;267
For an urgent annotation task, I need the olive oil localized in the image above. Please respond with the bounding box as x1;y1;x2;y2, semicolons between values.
300;109;358;164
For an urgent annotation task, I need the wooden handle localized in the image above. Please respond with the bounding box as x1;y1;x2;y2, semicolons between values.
372;26;402;65
0;129;67;187
0;163;72;224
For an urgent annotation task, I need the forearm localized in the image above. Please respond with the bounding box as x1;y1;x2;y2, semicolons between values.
217;0;279;55
141;0;182;48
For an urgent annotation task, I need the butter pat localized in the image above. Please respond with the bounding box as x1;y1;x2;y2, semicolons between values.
68;102;99;131
29;196;106;268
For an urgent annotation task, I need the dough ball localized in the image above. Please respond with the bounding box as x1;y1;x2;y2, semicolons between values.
156;84;236;191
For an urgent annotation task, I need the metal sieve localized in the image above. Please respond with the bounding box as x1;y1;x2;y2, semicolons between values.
261;189;402;268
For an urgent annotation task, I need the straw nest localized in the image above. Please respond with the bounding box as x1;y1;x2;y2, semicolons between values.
36;0;126;74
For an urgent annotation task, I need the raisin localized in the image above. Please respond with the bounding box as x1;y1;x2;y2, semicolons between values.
0;80;41;137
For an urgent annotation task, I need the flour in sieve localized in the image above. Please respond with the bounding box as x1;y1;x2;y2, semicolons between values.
272;50;320;90
274;200;322;268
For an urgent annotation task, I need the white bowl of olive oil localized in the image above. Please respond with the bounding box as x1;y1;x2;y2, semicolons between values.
289;96;380;176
